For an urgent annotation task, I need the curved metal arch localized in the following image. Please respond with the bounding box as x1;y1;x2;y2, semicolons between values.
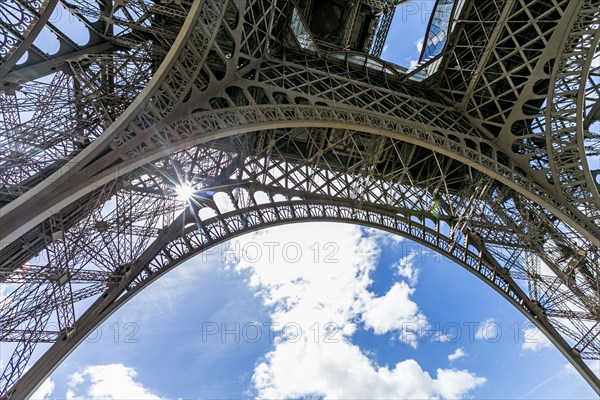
0;0;211;242
94;103;600;248
0;0;59;79
0;0;193;85
1;123;598;396
2;112;598;397
0;1;202;207
437;0;600;222
156;106;600;244
7;194;599;399
3;0;598;252
547;1;600;211
2;103;599;250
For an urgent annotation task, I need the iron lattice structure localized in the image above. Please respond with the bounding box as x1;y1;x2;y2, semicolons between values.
0;0;599;397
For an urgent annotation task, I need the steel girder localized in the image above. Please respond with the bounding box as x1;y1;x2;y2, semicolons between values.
2;128;599;396
437;0;600;227
0;0;599;397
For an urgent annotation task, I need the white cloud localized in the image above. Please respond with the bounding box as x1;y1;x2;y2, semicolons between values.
30;377;54;400
232;223;485;398
253;340;485;399
404;38;425;70
432;331;451;343
435;368;486;399
362;282;428;347
66;364;159;400
475;318;499;341
521;325;553;352
448;348;466;362
395;252;420;285
232;224;380;338
364;227;403;246
416;37;424;53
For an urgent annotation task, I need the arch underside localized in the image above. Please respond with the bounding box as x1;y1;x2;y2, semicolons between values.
2;131;599;398
1;0;599;397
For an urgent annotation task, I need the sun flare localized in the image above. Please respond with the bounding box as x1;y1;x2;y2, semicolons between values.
176;183;194;202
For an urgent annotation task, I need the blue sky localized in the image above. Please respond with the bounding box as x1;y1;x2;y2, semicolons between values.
381;1;437;68
29;222;598;399
8;1;599;399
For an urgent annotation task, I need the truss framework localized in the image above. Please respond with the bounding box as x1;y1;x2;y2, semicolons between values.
0;0;599;398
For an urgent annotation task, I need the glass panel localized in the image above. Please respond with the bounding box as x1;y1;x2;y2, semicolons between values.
290;7;317;53
421;0;454;61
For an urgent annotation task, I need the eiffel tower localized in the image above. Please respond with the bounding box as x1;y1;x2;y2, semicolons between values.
0;0;599;397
